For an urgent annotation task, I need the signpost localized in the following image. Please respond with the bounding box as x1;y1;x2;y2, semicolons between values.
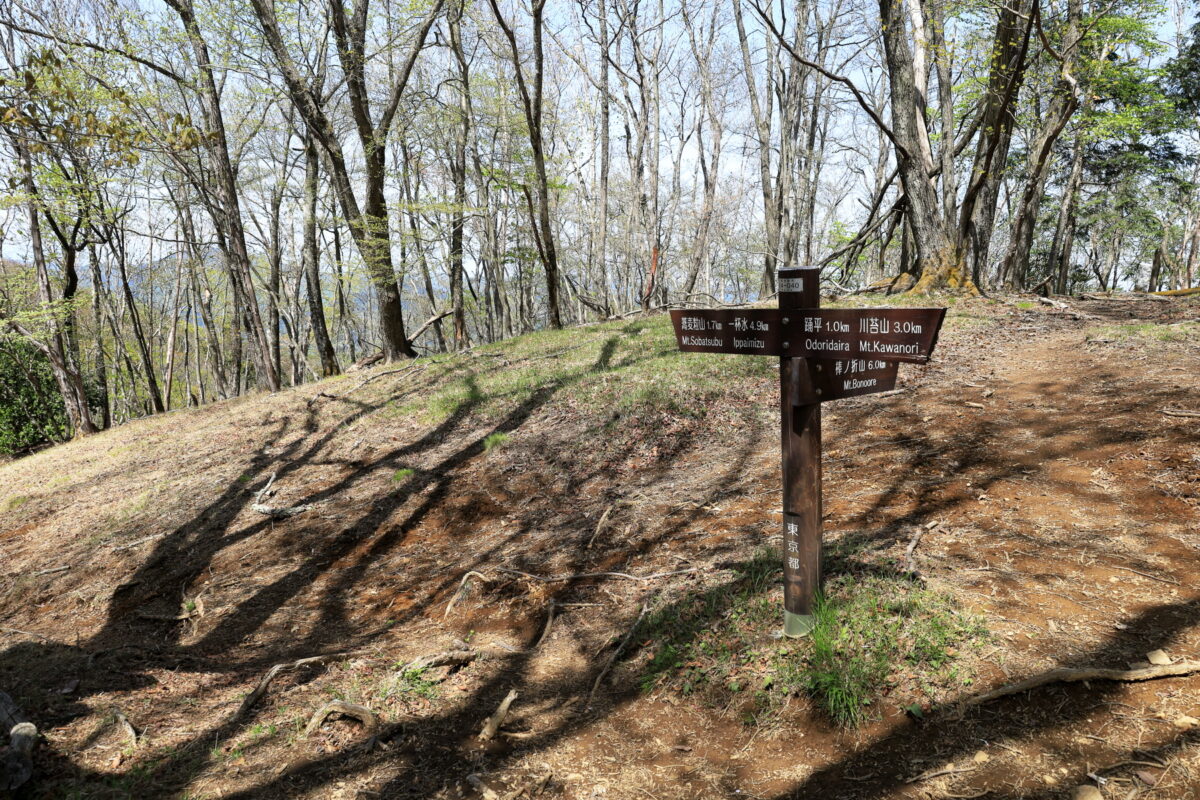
668;267;946;636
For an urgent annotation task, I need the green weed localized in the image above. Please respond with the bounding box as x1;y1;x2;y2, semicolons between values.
392;468;415;482
635;551;985;727
1;495;28;512
386;666;440;700
483;432;510;451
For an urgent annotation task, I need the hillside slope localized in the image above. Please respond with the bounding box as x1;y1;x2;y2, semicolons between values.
1;295;1198;800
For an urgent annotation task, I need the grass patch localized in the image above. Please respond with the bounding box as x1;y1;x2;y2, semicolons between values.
1098;321;1199;343
392;468;415;482
483;432;510;451
636;551;985;727
1;495;28;512
385;666;440;700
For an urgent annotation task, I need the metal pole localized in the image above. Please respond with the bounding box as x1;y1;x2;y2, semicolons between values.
779;267;821;637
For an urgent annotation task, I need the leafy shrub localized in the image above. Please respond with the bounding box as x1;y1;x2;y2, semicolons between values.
0;336;70;454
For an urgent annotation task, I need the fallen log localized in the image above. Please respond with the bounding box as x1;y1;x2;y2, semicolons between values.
1151;286;1200;297
960;661;1200;708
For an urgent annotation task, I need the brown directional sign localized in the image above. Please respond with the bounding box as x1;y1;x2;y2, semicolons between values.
669;309;785;356
670;272;948;638
789;308;946;363
671;307;945;363
794;358;899;404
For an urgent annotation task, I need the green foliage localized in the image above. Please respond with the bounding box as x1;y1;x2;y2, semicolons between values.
482;432;509;451
636;549;986;727
387;666;440;700
774;576;986;725
0;336;70;454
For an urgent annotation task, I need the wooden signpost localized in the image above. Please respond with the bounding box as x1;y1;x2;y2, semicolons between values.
669;267;946;636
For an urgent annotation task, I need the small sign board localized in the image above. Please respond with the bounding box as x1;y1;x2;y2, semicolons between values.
796;358;899;403
789;308;946;363
669;309;785;356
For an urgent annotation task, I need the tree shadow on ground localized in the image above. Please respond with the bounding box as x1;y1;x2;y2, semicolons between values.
767;597;1200;799
5;323;1196;798
1;328;774;797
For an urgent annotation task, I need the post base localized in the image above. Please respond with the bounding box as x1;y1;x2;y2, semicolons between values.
783;610;815;638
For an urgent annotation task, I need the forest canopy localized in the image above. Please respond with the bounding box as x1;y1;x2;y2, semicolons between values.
0;0;1197;439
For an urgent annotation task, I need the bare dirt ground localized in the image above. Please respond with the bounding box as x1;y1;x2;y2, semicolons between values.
0;294;1197;800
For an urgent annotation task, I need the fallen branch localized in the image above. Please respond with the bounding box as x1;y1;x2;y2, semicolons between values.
1;691;35;792
254;471;277;502
496;566;696;584
586;503;616;549
304;700;377;737
903;526;926;575
960;661;1200;708
112;533;167;553
0;627;53;642
466;773;499;800
113;710;138;749
308;363;430;406
535;601;557;648
400;650;477;674
408;309;453;342
444;571;490;619
586;603;650;710
251;502;313;519
1161;408;1200;419
907;765;976;784
32;565;70;577
235;653;346;719
478;689;519;741
1101;562;1179;585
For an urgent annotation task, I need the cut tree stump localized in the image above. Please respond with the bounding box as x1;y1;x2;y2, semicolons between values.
1;691;35;792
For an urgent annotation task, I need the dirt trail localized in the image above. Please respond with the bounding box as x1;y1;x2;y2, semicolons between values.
0;296;1197;799
528;314;1200;800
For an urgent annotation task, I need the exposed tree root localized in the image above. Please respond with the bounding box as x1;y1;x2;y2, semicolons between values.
478;689;519;741
400;650;477;674
235;653;346;720
304;700;377;737
960;661;1200;708
586;602;650;710
444;571;490;619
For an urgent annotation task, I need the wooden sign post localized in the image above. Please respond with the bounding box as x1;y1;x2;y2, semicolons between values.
669;267;946;636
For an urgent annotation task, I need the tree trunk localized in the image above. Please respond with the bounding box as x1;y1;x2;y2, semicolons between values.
302;133;340;376
878;0;960;291
449;1;470;349
165;0;280;391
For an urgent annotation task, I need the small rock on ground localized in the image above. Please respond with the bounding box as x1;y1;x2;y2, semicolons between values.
1069;786;1104;800
1146;649;1171;666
